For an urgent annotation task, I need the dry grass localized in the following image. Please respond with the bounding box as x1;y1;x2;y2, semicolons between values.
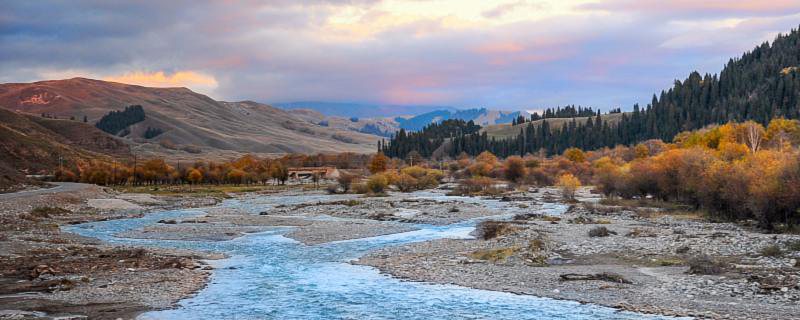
588;226;614;237
474;221;521;240
760;245;783;257
469;247;519;262
114;184;287;198
686;255;727;275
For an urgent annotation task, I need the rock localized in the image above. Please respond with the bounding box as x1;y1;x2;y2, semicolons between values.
675;246;691;254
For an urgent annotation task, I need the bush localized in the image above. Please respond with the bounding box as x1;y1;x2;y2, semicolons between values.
325;184;340;194
366;174;388;194
504;156;526;183
760;244;783;257
394;173;418;192
401;166;428;179
588;226;611;237
351;182;369;194
338;174;356;193
469;247;518;262
27;207;70;219
473;221;520;240
686;255;726;275
787;240;800;252
556;173;581;200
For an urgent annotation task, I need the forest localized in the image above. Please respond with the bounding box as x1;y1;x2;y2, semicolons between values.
95;105;146;135
382;27;800;158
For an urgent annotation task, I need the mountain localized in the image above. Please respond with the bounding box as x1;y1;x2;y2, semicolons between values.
0;78;381;157
288;109;398;138
395;108;522;131
0;108;129;190
274;101;458;118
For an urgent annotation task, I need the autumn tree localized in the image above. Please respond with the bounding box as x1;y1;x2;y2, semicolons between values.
503;156;526;183
368;152;389;174
556;173;581;201
269;162;289;185
187;168;203;185
563;148;586;162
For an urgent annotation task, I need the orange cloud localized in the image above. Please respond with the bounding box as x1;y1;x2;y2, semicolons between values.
104;71;218;93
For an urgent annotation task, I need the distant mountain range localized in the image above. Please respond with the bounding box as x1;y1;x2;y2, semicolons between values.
273;101;458;118
277;101;526;133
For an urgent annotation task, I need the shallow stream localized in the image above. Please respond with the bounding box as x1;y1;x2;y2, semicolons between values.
65;191;678;320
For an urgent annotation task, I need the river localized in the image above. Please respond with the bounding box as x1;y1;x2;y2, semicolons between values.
64;190;681;320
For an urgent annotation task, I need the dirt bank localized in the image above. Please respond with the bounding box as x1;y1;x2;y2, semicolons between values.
0;183;219;319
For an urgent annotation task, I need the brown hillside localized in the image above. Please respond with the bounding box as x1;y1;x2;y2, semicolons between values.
0;108;130;190
0;78;380;155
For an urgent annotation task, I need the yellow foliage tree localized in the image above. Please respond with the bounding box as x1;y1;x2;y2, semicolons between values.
563;148;586;162
556;173;581;200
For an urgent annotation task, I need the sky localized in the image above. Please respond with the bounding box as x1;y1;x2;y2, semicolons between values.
2;1;800;112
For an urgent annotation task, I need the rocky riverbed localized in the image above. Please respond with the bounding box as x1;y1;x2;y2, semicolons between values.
0;183;220;319
357;187;800;320
3;183;799;319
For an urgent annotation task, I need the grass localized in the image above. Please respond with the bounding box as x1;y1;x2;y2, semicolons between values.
760;245;783;257
469;246;519;262
22;207;71;220
786;240;800;252
652;257;684;267
112;184;291;198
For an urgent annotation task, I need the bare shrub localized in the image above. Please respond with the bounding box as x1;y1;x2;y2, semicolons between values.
686;255;726;275
588;226;612;237
473;221;520;240
760;245;783;257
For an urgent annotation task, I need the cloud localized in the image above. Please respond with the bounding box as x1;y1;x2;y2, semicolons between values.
2;1;800;110
580;0;800;17
104;71;219;94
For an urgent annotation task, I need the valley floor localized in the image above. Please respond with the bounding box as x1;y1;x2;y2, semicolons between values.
0;184;798;319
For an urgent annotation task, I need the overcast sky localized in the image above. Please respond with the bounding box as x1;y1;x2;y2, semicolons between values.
2;1;800;111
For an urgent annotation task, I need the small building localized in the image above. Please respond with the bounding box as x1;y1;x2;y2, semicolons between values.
287;167;340;180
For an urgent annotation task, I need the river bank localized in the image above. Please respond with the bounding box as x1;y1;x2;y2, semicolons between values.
0;183;221;319
356;187;800;320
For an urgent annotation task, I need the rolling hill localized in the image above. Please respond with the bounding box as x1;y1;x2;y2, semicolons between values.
0;78;380;157
394;108;522;131
0;108;130;190
482;112;627;139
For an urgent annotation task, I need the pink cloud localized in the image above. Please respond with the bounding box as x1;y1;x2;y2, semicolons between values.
581;0;800;16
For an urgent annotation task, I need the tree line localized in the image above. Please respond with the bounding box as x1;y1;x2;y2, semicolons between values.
95;105;146;135
384;25;800;158
380;119;480;159
54;153;372;186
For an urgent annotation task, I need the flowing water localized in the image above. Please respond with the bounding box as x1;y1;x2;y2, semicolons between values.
64;191;682;320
